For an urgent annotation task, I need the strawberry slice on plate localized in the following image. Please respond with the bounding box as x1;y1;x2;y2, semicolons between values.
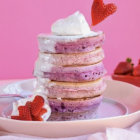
11;95;50;121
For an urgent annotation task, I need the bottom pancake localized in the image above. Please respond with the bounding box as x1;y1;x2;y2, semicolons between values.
48;109;98;121
48;95;102;121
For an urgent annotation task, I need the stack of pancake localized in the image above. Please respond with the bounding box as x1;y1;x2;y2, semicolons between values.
34;32;106;121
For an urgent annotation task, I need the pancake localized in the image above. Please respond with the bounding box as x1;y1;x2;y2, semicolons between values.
38;47;104;66
34;62;106;82
38;32;105;54
35;78;106;99
48;95;103;121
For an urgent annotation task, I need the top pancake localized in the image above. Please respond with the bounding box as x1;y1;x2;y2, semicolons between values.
38;32;105;54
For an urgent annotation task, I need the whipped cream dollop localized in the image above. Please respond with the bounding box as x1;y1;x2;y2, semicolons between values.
51;11;96;36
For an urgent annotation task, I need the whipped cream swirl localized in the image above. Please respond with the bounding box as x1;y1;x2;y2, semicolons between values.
51;11;95;36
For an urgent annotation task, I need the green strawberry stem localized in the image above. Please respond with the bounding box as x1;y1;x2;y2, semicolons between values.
126;58;132;63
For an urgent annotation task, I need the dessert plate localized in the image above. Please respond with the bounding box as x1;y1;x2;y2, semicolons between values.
0;78;140;138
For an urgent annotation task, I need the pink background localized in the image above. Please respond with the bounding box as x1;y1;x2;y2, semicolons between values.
0;0;140;79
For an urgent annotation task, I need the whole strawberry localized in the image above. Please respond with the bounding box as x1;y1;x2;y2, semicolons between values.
114;58;134;75
133;59;140;76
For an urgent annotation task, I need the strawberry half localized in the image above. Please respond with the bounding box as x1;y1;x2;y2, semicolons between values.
11;95;48;121
91;0;117;26
12;102;32;121
31;96;45;117
32;108;47;121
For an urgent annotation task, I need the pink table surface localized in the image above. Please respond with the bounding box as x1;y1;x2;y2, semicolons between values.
0;79;140;140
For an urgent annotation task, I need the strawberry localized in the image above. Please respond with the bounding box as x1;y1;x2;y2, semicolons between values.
12;102;32;121
133;59;140;76
19;102;32;120
91;0;117;26
31;96;45;116
139;59;140;65
11;95;48;121
11;116;23;120
38;108;47;116
114;58;134;75
32;108;47;121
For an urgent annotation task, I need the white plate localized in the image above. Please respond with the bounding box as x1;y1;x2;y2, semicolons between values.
0;78;140;138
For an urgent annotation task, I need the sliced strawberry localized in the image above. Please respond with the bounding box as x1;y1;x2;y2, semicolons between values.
11;103;32;121
18;105;32;121
91;0;117;26
32;108;47;121
11;116;23;120
39;108;47;116
31;96;45;116
32;116;40;121
11;95;49;121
